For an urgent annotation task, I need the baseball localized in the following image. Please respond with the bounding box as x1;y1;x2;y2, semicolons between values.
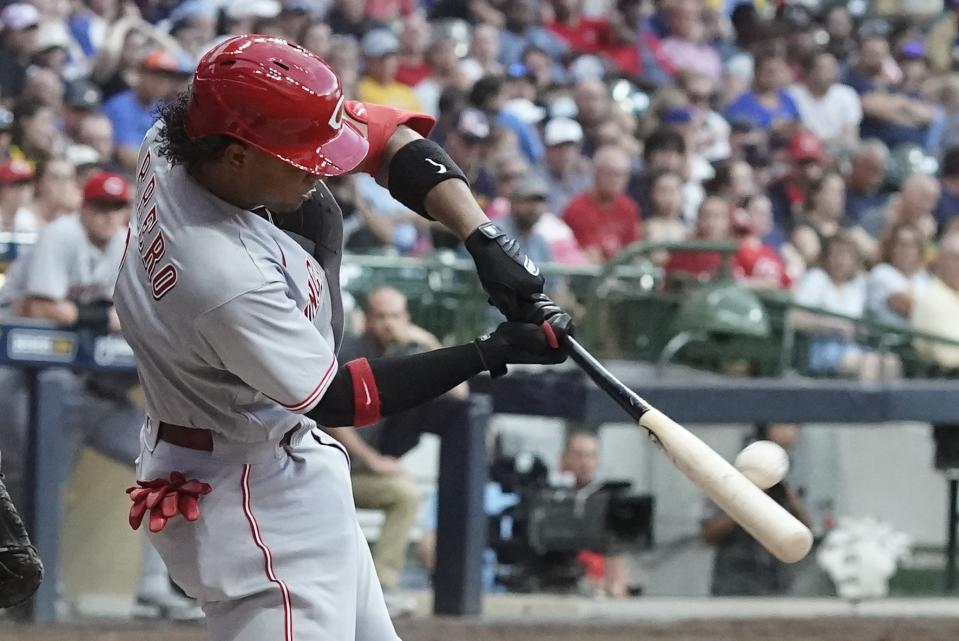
734;440;789;490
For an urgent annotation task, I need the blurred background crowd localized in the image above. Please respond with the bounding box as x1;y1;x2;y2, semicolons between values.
2;0;959;377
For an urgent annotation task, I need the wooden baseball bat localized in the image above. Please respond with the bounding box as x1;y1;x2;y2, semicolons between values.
564;336;813;564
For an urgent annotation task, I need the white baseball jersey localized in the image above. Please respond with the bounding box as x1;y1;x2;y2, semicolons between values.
25;214;127;304
114;123;343;443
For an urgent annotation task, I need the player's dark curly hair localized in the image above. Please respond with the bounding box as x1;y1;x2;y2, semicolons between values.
155;89;235;170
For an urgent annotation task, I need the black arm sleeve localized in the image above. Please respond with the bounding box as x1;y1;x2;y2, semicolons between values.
307;343;484;427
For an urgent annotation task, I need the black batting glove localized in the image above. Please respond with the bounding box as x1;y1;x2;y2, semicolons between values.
464;222;575;339
473;322;567;378
523;293;574;344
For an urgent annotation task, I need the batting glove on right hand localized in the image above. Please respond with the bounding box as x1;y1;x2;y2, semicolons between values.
474;321;567;378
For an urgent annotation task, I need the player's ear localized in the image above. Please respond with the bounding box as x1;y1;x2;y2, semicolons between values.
223;141;250;169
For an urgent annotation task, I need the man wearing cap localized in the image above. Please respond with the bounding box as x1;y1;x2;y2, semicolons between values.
0;158;39;233
444;107;497;202
24;172;131;332
767;131;827;232
0;2;40;97
102;49;192;170
32;20;76;74
358;28;422;113
534;117;593;216
63;80;103;142
499;174;554;268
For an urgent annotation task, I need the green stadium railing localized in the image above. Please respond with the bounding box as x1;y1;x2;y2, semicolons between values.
343;246;959;381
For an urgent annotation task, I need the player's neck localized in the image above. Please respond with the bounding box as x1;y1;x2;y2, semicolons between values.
190;164;257;211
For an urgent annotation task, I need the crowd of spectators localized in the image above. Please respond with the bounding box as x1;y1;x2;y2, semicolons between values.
2;0;959;378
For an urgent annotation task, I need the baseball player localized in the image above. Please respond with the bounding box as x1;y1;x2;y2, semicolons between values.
115;35;571;641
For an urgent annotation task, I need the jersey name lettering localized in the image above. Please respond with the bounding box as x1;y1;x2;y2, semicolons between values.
134;151;179;300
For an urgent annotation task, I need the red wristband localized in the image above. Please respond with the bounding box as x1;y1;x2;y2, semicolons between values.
346;358;382;427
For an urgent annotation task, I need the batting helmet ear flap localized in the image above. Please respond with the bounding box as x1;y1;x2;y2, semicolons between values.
185;35;369;177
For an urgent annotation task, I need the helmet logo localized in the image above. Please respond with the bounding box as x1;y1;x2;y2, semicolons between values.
328;94;345;132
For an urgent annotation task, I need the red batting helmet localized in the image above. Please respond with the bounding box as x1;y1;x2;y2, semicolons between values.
185;35;369;177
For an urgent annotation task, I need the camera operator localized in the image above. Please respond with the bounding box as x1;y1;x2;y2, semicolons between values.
700;423;812;596
557;430;631;598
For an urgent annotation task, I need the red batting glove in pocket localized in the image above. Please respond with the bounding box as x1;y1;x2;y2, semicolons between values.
126;472;212;533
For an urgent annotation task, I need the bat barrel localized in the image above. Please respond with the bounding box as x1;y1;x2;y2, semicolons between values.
563;336;813;564
640;408;813;563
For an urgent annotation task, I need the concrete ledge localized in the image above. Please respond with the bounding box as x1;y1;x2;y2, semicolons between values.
470;594;959;622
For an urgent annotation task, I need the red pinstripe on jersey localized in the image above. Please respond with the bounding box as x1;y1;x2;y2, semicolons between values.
281;357;337;412
241;464;293;641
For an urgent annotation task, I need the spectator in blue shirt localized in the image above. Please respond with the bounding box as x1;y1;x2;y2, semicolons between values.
725;54;799;137
935;146;959;236
844;138;890;225
497;0;568;69
469;74;544;165
843;35;936;150
101;49;191;170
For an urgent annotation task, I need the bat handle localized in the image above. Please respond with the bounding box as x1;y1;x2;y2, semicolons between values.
564;336;652;422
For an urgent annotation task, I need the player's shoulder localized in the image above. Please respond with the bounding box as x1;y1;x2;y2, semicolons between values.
167;221;282;312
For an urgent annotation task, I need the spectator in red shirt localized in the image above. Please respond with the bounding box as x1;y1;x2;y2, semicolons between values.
547;0;607;55
732;196;792;289
395;11;431;87
364;0;416;26
665;196;732;281
562;145;641;264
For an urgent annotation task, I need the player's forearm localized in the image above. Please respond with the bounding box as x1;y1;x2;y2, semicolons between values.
422;180;489;240
308;322;563;427
307;343;485;428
